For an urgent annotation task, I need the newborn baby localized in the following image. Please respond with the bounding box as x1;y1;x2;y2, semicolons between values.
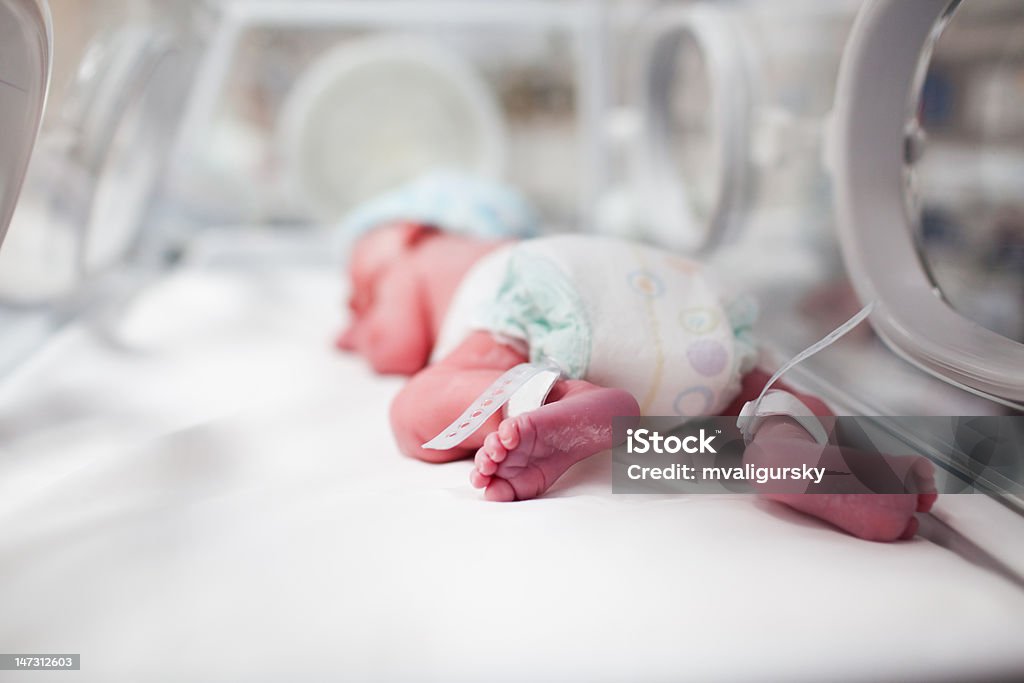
337;173;937;542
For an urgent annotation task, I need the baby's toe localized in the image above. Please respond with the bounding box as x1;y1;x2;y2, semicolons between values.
911;458;938;512
913;459;935;486
475;446;498;476
497;418;521;451
899;516;919;541
469;469;491;489
485;431;510;464
485;477;517;502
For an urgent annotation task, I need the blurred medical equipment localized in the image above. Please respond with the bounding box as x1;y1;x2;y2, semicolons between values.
0;1;200;304
629;0;861;253
0;0;1020;520
833;0;1024;406
1;2;1023;680
909;0;1024;347
0;0;1021;510
278;35;508;222
0;0;50;250
170;0;602;229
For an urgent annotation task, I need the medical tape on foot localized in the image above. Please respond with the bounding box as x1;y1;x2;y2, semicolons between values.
737;302;875;444
422;360;563;451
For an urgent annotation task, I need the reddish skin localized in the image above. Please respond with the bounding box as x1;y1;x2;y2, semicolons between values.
337;222;505;375
340;224;937;542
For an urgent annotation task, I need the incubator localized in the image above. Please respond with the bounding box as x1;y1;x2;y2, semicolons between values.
168;0;606;229
0;0;49;249
617;0;1024;510
833;0;1024;403
0;1;203;302
910;1;1024;348
627;0;861;253
1;1;1024;681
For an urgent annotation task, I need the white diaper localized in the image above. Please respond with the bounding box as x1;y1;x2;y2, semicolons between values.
433;235;758;418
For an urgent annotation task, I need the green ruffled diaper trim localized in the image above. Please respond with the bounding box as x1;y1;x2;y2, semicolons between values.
724;294;759;376
483;250;592;379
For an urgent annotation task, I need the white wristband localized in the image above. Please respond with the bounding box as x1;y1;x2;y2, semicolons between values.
736;389;830;445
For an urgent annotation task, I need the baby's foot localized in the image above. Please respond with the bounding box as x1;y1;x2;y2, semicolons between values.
768;457;938;542
468;415;594;501
469;383;639;501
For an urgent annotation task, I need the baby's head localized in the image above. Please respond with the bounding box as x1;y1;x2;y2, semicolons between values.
336;170;540;372
345;222;430;317
336;221;436;359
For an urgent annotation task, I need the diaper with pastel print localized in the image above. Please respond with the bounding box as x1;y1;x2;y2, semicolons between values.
480;234;758;418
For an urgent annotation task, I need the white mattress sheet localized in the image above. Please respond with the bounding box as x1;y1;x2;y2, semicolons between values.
1;263;1023;682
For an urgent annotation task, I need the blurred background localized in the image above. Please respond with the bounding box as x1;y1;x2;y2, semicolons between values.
1;0;1023;501
3;3;1021;404
1;1;1023;681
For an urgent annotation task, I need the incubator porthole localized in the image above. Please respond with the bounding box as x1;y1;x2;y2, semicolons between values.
636;6;749;254
278;36;506;224
905;0;1024;344
0;0;50;251
85;33;188;274
662;32;718;228
636;3;858;255
0;21;191;303
833;0;1024;404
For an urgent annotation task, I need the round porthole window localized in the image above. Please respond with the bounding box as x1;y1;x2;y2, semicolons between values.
634;1;859;254
0;0;50;250
278;35;506;224
906;0;1024;346
832;0;1024;405
634;5;750;253
0;21;192;303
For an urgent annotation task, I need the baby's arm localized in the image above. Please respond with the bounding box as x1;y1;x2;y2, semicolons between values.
390;332;528;462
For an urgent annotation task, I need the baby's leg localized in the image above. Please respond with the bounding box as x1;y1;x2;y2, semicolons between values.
746;417;937;542
730;369;936;541
470;381;640;501
390;332;526;463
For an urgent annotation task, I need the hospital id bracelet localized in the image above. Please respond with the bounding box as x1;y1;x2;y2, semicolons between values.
421;359;563;451
736;389;830;446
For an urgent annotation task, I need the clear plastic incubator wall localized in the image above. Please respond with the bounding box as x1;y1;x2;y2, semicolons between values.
6;0;1020;487
1;0;1024;677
